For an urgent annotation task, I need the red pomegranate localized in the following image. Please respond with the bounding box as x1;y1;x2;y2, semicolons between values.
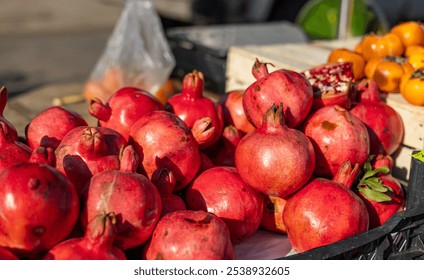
243;59;313;128
207;125;243;167
129;110;201;192
25;106;88;150
355;159;405;228
43;212;126;260
283;162;369;253
302;105;370;178
0;160;79;259
89;87;164;140
302;62;354;110
349;79;404;156
144;210;234;260
0;247;19;260
81;145;162;250
151;168;186;217
165;71;224;148
0;121;32;172
55;126;127;195
235;104;315;198
185;166;264;244
0;86;18;141
260;195;288;234
218;89;255;135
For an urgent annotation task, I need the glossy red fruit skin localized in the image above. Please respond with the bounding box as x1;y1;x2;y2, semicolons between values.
185;166;264;244
0;246;19;260
235;105;315;198
207;125;242;167
243;60;313;128
129;111;201;192
81;171;162;250
0;87;19;141
144;210;234;260
283;178;369;253
0;121;32;172
166;71;224;148
89;87;164;140
260;195;288;234
219;90;255;135
43;213;126;260
55;126;127;195
349;79;404;156
357;174;405;229
25;106;88;150
0;163;79;259
301;105;370;178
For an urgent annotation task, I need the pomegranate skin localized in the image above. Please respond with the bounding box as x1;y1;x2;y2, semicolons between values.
55;126;127;195
0;87;19;141
89;87;165;140
0;121;32;172
145;210;234;260
25;106;88;150
219;90;255;135
81;171;162;250
185;166;264;244
0;246;19;260
283;178;369;253
235;105;315;198
129;111;201;192
302;105;370;178
243;60;313;128
260;195;288;234
0;163;79;259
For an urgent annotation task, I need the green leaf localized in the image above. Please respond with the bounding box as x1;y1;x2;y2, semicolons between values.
412;150;424;163
362;166;390;180
363;178;387;192
359;187;392;202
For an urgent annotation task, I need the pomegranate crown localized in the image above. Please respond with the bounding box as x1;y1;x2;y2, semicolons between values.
181;70;205;98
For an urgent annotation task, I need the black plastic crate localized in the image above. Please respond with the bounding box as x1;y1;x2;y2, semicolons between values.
279;154;424;260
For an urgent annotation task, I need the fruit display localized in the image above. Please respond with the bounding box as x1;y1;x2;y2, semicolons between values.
2;22;421;261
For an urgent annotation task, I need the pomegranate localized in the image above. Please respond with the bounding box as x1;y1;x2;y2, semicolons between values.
235;104;315;198
207;125;242;167
0;247;19;260
283;162;369;253
355;159;405;228
185;166;264;244
198;152;215;174
43;212;126;260
55;126;127;195
301;105;370;178
151;168;186;217
243;59;313;128
260;195;288;234
81;145;162;250
302;62;354;110
0;121;32;172
349;79;404;156
218;89;254;135
28;146;56;166
165;71;224;148
129;110;201;192
89;87;165;140
144;210;234;260
0;159;79;259
25;106;88;150
0;86;18;141
190;117;216;147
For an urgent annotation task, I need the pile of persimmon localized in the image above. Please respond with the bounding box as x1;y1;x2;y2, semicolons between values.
328;21;424;106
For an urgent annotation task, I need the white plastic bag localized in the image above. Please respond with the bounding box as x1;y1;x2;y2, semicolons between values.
83;0;175;102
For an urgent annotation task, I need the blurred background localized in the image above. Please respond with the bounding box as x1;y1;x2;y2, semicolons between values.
1;0;423;96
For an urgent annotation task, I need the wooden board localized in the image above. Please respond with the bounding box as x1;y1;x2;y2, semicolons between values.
225;38;424;181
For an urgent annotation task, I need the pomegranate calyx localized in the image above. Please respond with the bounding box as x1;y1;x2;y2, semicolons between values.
357;159;392;202
333;161;360;189
151;168;176;198
181;71;205;99
262;103;287;129
119;145;139;173
29;146;56;166
252;58;272;80
355;79;381;103
89;97;112;122
86;212;117;248
79;127;107;155
191;117;215;146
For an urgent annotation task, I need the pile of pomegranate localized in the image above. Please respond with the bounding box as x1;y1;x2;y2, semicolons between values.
0;59;406;260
